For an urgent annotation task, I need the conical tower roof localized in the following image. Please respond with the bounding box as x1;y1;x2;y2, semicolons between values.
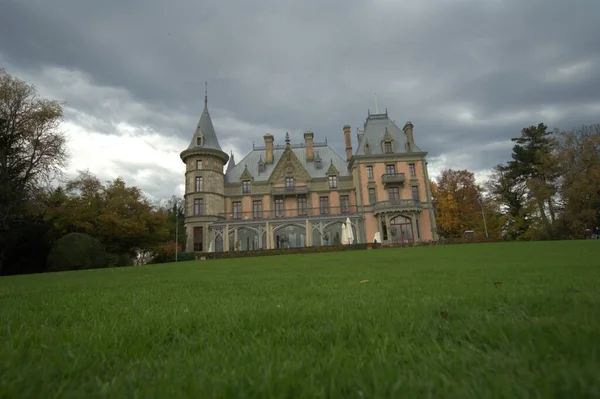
186;85;224;152
226;151;236;173
180;83;229;165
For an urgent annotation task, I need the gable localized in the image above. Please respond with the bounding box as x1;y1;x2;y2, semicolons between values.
382;127;394;142
268;146;311;183
239;166;253;181
326;160;339;176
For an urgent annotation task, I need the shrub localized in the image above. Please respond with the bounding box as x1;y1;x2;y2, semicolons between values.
106;253;134;267
46;232;108;272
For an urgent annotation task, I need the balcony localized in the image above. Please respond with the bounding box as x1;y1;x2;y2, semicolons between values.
373;199;421;214
382;173;406;185
271;185;309;195
220;205;359;222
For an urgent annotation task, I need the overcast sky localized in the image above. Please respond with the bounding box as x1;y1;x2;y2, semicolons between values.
2;0;599;200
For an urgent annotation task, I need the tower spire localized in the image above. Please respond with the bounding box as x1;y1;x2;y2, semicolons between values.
204;81;208;108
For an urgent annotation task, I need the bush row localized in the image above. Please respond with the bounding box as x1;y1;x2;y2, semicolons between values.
190;243;380;260
171;237;507;262
378;236;506;248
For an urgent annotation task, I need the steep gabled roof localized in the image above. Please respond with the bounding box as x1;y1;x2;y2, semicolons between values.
354;112;422;156
225;141;349;183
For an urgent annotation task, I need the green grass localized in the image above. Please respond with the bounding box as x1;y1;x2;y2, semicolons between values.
1;241;600;398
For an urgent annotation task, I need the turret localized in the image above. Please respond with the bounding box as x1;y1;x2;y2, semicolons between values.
179;83;228;252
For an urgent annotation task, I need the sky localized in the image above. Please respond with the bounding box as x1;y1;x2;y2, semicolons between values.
2;0;599;200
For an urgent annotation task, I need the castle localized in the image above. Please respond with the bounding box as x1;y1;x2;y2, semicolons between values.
180;92;438;252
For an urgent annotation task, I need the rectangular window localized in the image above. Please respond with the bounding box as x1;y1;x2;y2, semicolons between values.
253;200;262;219
275;198;284;217
297;197;307;216
368;188;376;205
328;175;338;189
242;180;251;194
196;160;202;169
366;165;373;179
195;176;203;192
409;163;416;177
388;187;400;201
319;196;329;215
285;177;294;190
384;142;392;153
386;164;396;174
194;198;203;215
232;201;242;219
340;195;350;213
411;186;419;201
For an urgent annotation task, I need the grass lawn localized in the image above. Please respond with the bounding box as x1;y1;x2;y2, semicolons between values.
1;241;599;398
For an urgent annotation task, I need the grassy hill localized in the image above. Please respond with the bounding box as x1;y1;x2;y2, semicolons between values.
1;241;599;398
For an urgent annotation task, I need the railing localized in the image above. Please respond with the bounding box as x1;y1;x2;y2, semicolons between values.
373;199;421;213
271;185;309;195
382;173;406;184
220;205;359;221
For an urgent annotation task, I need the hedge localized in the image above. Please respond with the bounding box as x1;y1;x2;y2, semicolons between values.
192;242;380;260
160;237;506;263
47;232;108;271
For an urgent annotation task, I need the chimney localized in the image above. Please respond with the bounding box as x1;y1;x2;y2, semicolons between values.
343;125;352;161
357;128;364;144
264;134;274;164
403;122;414;151
304;130;314;160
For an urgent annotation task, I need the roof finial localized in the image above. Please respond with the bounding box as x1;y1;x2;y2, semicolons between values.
204;81;208;108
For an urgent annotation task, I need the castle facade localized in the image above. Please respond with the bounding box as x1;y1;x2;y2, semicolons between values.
180;95;438;252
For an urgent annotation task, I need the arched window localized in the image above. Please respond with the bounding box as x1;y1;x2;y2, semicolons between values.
389;216;413;243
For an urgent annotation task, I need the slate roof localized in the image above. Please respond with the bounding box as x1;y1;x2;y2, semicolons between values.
186;94;224;153
354;112;422;156
225;142;349;183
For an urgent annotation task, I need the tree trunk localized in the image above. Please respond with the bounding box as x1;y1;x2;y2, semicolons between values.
537;198;551;229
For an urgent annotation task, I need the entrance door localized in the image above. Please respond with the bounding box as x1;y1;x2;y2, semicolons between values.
194;226;203;251
390;216;413;243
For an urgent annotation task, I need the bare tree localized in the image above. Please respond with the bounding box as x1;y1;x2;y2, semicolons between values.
0;68;68;228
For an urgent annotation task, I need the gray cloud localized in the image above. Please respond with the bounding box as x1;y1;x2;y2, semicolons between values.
2;0;600;198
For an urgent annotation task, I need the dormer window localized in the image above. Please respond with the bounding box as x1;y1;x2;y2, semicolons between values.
384;141;392;153
197;135;203;146
328;175;338;189
242;180;251;195
285;177;295;190
382;127;394;153
257;156;265;174
364;142;371;154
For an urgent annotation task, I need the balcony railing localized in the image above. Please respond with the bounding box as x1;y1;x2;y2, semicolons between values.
271;185;309;195
382;173;406;185
373;199;421;213
220;205;359;221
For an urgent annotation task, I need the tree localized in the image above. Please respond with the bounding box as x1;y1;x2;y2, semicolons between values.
554;124;600;237
43;171;171;266
431;169;488;238
148;196;186;264
485;164;532;240
0;69;68;274
506;123;560;231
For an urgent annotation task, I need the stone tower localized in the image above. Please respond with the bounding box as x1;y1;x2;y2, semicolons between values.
180;87;229;252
